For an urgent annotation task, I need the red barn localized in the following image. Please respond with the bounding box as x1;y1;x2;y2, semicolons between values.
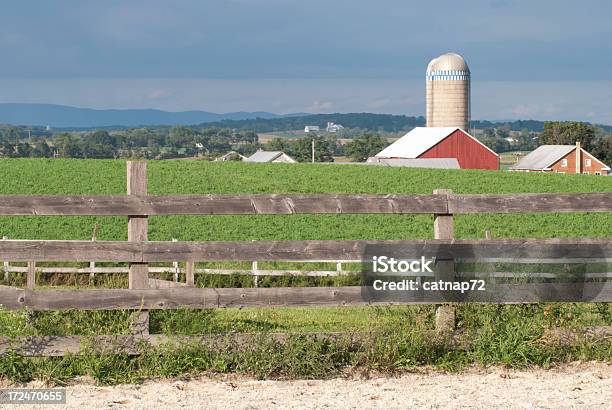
375;127;499;170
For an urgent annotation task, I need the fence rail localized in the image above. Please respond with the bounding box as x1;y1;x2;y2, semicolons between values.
0;161;611;356
6;265;610;278
0;238;610;262
1;284;610;311
0;192;611;215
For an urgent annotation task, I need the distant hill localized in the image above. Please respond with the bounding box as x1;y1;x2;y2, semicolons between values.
201;114;612;133
201;113;427;133
1;104;610;133
0;103;305;128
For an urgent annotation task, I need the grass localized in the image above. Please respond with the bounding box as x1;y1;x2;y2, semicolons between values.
0;304;609;384
0;158;610;383
0;159;611;242
499;151;529;170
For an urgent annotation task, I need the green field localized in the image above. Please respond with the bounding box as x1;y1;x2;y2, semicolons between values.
0;158;611;241
0;159;610;383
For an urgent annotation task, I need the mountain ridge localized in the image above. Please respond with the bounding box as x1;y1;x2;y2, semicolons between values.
0;103;306;128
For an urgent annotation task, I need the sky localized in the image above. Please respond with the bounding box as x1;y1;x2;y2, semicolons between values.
1;0;611;123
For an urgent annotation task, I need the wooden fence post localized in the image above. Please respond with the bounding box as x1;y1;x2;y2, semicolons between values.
89;224;99;284
172;238;179;282
127;161;149;335
433;189;455;333
185;261;195;287
27;261;36;289
2;236;8;282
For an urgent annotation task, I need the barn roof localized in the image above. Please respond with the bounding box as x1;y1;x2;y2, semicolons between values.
510;145;575;170
217;151;246;160
246;151;286;162
365;157;460;169
376;127;458;158
375;127;498;159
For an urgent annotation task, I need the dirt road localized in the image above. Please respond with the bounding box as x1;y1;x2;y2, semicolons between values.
5;362;610;409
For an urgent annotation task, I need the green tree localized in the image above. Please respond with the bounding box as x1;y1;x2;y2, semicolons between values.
32;140;52;157
592;134;612;167
291;136;334;162
16;143;33;157
167;126;197;148
539;122;596;151
88;130;118;147
344;133;388;162
1;141;15;157
266;137;287;152
59;133;82;158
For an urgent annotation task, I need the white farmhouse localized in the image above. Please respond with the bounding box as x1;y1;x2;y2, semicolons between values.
326;122;344;133
304;126;320;133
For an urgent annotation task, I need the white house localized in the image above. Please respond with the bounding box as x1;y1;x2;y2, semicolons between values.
215;151;247;161
245;150;297;163
326;122;344;133
304;126;320;133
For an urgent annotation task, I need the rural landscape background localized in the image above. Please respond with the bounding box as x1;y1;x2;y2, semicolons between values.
0;2;610;408
1;108;612;167
0;158;610;383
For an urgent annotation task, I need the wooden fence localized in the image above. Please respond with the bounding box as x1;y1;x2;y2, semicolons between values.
0;161;611;355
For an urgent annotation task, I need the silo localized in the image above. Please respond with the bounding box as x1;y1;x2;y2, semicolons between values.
426;52;470;130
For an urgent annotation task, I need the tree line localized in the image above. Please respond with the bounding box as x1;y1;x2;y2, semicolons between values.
0;126;259;159
197;113;612;134
0;121;610;166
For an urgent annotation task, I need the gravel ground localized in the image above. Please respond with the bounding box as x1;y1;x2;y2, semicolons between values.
3;362;610;409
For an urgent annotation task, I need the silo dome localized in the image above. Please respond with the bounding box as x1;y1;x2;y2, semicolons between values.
426;52;471;131
427;53;470;73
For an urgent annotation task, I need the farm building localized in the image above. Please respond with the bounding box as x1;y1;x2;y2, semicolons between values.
510;142;610;175
326;122;344;133
304;126;320;133
245;150;297;163
365;157;460;169
375;127;499;170
215;151;247;161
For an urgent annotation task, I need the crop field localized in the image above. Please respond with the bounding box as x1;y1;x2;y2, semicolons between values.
0;158;611;242
0;158;610;383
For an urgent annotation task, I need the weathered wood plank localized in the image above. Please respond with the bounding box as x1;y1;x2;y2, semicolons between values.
0;287;25;309
433;189;456;332
26;261;36;289
0;240;142;262
448;192;612;214
0;283;608;311
5;265;611;278
185;261;195;286
0;194;449;215
127;161;149;290
148;278;188;289
127;161;149;335
141;238;612;262
0;332;363;356
433;189;454;241
0;238;610;262
1;192;611;216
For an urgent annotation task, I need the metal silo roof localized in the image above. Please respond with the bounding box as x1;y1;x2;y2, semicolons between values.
427;52;470;73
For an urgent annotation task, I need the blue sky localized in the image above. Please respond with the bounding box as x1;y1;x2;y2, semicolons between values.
1;1;612;123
